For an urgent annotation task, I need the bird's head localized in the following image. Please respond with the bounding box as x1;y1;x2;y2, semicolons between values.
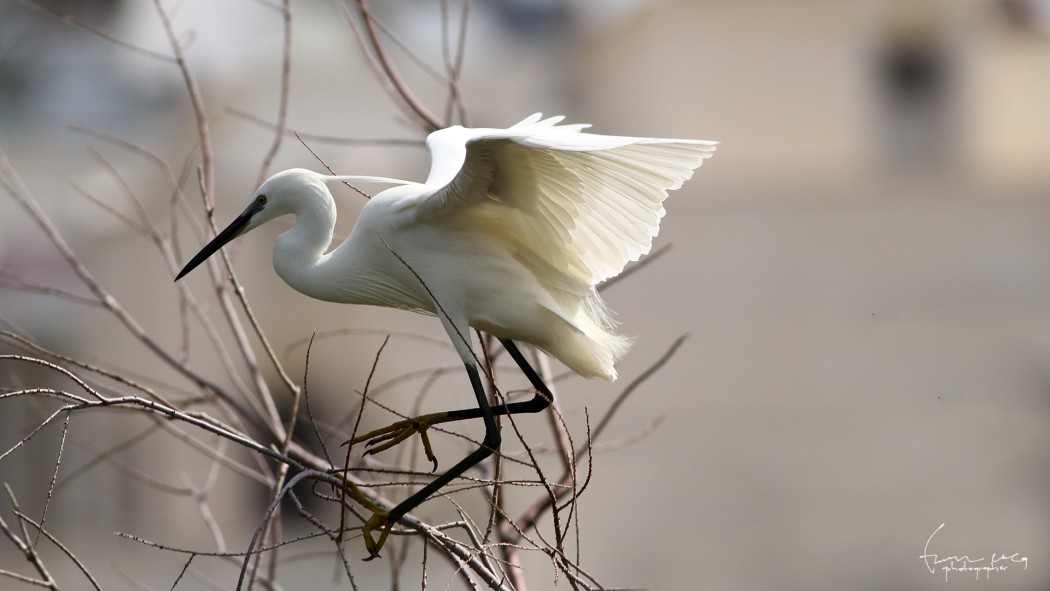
174;168;328;281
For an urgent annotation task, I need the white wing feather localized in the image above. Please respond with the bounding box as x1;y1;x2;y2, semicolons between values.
387;114;716;378
412;114;716;289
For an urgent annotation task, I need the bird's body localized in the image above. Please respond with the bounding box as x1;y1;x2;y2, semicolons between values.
220;115;715;379
266;171;625;380
176;114;715;557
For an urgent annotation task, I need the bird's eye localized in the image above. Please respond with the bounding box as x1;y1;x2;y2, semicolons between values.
256;195;267;205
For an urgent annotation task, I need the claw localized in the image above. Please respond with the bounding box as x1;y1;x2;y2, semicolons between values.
348;413;446;471
336;476;397;559
361;509;394;560
342;412;453;558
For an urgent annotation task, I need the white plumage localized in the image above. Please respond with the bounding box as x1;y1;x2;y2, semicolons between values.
176;113;715;556
178;114;714;380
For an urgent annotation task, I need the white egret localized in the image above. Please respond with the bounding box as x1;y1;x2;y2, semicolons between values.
175;113;716;557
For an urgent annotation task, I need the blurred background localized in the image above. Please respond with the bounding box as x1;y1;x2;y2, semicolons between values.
2;0;1049;589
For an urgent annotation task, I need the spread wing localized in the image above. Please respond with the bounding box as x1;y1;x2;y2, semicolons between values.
409;113;717;290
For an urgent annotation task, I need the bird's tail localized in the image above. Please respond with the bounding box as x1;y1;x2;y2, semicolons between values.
541;290;630;381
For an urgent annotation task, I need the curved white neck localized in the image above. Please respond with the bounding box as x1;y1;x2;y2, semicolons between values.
271;186;338;299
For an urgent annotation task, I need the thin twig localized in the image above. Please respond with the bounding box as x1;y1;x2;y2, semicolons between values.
169;554;195;591
286;492;359;590
236;469;319;590
230;108;422;147
0;272;101;307
352;0;442;131
598;243;672;292
55;425;157;493
0;154;271;436
59;129;261;402
11;508;104;591
152;0;290;439
0;568;54;588
0;486;59;590
34;411;70;549
152;0;214;209
440;0;470;125
301;335;335;467
16;0;176;63
590;335;688;444
196;438;230;551
255;0;293;187
338;335;389;543
506;336;688;539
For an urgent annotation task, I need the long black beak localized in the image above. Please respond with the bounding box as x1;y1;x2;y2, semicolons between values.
175;202;262;281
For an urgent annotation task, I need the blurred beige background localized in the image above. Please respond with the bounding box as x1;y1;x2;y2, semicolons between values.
2;0;1049;589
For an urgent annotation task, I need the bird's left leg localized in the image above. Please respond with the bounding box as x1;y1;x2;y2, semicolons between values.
351;339;553;468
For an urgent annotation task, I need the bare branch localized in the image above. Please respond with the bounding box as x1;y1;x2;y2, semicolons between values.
0;154;271;436
150;0;289;440
151;0;214;209
0;3;688;587
440;0;470;125
598;242;672;292
338;335;389;544
9;506;104;591
54;425;158;493
0;271;102;307
35;411;70;549
350;0;442;131
254;0;293;187
229;108;423;147
16;0;176;63
0;568;55;588
505;336;688;541
589;334;687;444
0;487;59;590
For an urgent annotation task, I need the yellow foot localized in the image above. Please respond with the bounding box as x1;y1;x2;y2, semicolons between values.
348;412;448;471
335;478;396;560
361;509;394;560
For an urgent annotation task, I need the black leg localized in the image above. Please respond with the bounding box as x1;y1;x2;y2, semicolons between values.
355;340;555;558
442;339;553;422
385;363;499;525
385;340;554;518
